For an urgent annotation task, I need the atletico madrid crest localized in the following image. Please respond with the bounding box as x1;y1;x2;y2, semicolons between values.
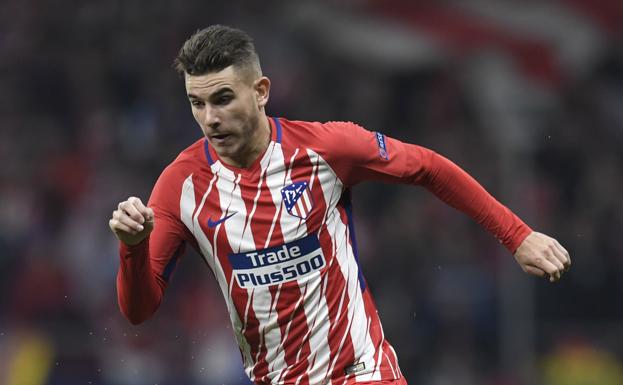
281;181;314;219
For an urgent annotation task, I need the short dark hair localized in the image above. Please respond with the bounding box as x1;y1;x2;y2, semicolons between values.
173;25;261;77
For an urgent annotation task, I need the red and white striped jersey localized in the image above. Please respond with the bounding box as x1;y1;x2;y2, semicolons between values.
117;117;532;385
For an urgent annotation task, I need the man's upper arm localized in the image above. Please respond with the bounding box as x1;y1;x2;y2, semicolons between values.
320;121;430;186
146;166;195;284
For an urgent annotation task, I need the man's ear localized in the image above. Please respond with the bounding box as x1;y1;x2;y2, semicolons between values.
254;76;271;108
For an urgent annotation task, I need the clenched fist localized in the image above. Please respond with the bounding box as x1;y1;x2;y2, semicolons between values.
109;197;154;246
514;231;571;282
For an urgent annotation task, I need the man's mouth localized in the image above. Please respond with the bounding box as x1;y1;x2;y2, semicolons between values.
210;133;233;144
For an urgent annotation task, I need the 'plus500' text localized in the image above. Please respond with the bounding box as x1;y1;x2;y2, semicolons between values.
227;234;326;288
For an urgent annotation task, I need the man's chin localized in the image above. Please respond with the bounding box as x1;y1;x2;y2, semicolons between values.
211;142;239;161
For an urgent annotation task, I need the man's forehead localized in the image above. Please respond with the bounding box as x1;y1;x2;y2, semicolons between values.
184;66;241;93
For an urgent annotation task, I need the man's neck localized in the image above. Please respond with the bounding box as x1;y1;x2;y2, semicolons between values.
222;114;271;169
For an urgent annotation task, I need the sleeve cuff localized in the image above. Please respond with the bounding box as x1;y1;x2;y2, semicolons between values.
119;237;149;260
506;224;533;255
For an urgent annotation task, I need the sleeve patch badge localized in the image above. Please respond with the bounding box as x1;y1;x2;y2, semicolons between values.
374;132;389;161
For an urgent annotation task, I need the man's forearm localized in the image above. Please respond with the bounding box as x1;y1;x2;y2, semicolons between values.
117;239;165;324
419;150;532;253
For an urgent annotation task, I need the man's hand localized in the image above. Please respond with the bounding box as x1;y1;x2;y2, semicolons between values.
109;197;154;246
514;231;571;282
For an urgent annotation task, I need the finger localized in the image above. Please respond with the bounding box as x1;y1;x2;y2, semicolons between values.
550;245;570;272
524;265;547;278
120;200;145;224
145;207;154;222
109;218;136;235
533;256;561;281
116;212;145;232
129;197;151;218
527;264;559;282
554;240;571;270
554;239;570;258
545;248;565;272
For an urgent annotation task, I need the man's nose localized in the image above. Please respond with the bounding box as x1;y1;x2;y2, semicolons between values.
203;107;221;129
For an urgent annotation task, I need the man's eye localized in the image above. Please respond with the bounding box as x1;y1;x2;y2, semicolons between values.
215;95;232;105
191;100;204;107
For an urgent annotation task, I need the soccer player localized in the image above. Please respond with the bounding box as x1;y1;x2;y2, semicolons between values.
109;25;570;385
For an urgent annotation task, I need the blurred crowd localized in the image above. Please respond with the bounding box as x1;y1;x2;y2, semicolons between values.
1;0;622;384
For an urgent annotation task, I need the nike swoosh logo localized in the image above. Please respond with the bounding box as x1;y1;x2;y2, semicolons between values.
207;211;237;228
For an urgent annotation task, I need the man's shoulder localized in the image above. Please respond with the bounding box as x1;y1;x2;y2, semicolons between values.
279;118;364;147
280;117;361;130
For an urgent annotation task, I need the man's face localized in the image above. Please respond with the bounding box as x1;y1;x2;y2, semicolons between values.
185;65;266;163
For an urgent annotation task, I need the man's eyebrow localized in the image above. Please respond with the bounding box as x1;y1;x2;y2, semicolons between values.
210;88;234;98
187;88;234;100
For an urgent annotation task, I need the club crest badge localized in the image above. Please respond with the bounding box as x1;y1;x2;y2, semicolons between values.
280;181;314;219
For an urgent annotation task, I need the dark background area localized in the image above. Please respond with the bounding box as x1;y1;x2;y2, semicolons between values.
1;0;622;384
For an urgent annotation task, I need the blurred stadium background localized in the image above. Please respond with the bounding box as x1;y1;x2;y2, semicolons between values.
1;0;622;384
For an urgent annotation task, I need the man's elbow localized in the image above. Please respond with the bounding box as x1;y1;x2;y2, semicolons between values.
121;308;143;325
116;272;166;325
117;297;158;325
126;314;148;325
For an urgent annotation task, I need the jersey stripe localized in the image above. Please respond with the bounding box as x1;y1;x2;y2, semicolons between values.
268;145;312;383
